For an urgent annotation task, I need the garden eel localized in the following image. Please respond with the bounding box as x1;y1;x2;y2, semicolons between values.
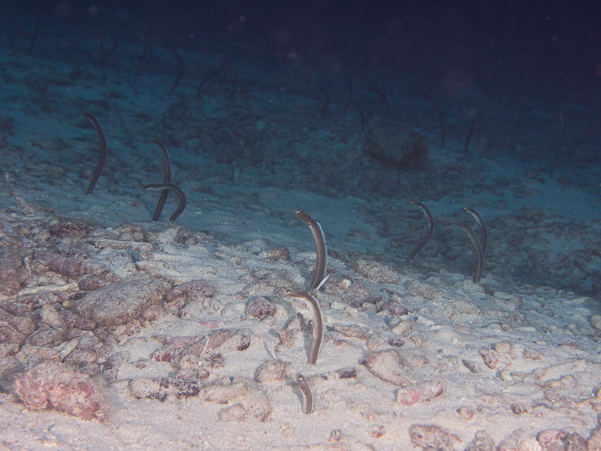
296;373;313;414
286;290;324;365
143;183;186;221
82;112;106;196
457;223;483;283
406;200;433;264
295;209;327;290
150;138;171;221
462;207;488;254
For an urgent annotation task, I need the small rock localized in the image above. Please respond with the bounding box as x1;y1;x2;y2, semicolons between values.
351;258;399;284
362;349;415;387
247;297;276;320
202;381;247;404
341;281;371;305
368;424;385;439
465;430;495;451
480;349;511;371
396;381;443;406
240;390;271;421
456;406;474;421
0;321;26;344
391;320;414;335
255;359;289;382
564;433;588;451
497;430;541;451
385;301;409;316
202;380;271;421
329;429;343;442
263;247;291;263
409;424;461;451
511;402;529;415
220;403;247;421
590;314;601;332
336;368;357;379
462;359;480;374
40;304;66;328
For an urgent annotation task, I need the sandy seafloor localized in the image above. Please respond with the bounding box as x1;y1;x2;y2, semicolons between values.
1;11;601;451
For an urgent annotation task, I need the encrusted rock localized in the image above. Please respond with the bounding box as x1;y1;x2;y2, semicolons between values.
26;326;67;347
263;247;291;263
0;321;26;344
247;297;276;320
60;310;97;330
407;280;445;301
76;278;169;326
0;251;29;296
35;251;113;279
0;310;36;336
165;280;217;304
385;301;409;316
220;330;251;352
362;349;415;387
341;281;371;305
130;377;201;401
14;362;107;420
50;220;90;238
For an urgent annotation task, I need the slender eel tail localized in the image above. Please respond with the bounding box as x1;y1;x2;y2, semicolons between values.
286;290;324;364
457;223;484;283
82;112;106;196
150;138;171;221
296;374;313;414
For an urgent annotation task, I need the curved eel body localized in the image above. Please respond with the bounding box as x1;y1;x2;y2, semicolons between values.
295;209;327;290
296;373;313;414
